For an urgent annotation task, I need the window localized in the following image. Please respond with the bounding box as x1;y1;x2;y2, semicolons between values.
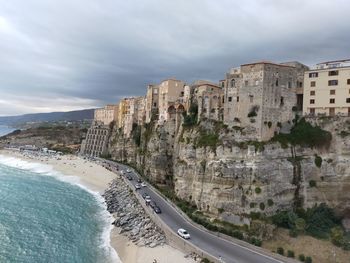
346;98;350;103
328;80;338;86
329;108;335;116
228;96;232;102
348;79;350;85
330;90;336;95
276;79;279;87
249;95;253;103
310;108;315;115
310;81;316;87
245;80;248;87
280;96;284;106
328;70;339;76
231;79;235;88
237;96;240;102
310;91;315;96
298;81;303;88
309;72;318;78
310;99;315;104
330;98;335;104
288;82;291;88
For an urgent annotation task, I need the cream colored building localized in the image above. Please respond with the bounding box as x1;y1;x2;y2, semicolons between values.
158;79;185;124
94;104;119;125
193;81;224;122
303;59;350;116
135;96;146;125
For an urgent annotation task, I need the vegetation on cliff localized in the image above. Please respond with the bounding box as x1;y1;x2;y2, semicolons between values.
272;117;332;148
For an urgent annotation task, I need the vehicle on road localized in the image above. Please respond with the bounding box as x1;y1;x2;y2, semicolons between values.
149;201;156;208
135;184;141;190
137;178;142;183
142;193;150;199
127;175;132;180
126;169;131;173
141;182;147;187
153;206;161;214
177;228;190;239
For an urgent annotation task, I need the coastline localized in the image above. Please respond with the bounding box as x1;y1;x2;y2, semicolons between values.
0;149;196;263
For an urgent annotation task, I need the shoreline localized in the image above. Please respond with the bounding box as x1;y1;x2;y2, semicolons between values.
0;149;196;263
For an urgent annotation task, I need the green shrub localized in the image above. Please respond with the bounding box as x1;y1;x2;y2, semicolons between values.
276;247;284;255
314;155;322;168
272;211;297;229
305;256;312;263
200;258;211;263
248;111;257;117
267;199;274;206
250;202;256;208
218;208;225;214
271;118;332;148
287;250;295;258
298;254;305;262
196;133;220;149
309;180;317;188
259;202;265;211
330;226;344;246
255;187;261;194
249;237;262;247
232;230;243;240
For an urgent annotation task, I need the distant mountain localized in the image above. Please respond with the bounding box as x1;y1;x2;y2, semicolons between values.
0;109;95;126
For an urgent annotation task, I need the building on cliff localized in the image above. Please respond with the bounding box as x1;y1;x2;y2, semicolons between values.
193;80;224;122
303;59;350;117
158;79;185;124
145;84;159;123
94;104;119;125
222;61;308;141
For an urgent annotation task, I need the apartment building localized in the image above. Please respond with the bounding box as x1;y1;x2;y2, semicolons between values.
223;61;308;141
94;104;119;125
80;121;110;157
193;80;224;122
303;59;350;116
135;96;146;125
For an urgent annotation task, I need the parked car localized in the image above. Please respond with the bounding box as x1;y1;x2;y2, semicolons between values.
135;184;141;190
137;178;142;183
141;182;147;187
153;206;161;214
127;175;132;180
142;193;151;200
177;228;190;239
149;201;156;208
126;169;131;173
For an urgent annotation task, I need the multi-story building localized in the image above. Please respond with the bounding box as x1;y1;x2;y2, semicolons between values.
94;104;119;125
145;84;159;123
123;97;137;138
80;121;111;157
223;61;308;141
135;96;146;125
158;79;185;124
303;59;350;116
193;80;224;122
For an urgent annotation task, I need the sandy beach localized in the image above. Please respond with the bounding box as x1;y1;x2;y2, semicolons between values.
0;149;195;263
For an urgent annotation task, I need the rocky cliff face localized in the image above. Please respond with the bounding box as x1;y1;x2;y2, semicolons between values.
108;116;350;227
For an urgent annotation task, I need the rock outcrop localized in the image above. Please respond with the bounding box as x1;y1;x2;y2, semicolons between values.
108;116;350;227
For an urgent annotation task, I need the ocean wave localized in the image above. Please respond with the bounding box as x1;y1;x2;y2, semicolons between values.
0;154;121;263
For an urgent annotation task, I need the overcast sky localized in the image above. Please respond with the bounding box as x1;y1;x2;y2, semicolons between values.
0;0;349;116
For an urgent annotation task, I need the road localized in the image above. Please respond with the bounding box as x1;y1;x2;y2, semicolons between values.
101;159;288;263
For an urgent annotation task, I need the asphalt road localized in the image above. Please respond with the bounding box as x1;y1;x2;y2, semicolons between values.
101;160;287;263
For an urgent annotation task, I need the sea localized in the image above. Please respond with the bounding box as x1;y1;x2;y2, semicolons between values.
0;125;15;137
0;155;121;263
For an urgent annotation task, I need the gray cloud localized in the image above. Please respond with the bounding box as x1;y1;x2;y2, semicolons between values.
0;0;349;115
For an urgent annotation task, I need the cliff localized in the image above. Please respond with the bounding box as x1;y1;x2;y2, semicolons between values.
108;116;350;228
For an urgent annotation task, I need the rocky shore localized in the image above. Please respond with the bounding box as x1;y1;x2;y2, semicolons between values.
103;178;166;248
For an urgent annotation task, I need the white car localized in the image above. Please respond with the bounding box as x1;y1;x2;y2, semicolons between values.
126;169;131;173
141;182;147;187
177;228;190;239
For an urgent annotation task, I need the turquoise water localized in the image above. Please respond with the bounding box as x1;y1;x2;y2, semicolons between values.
0;156;120;263
0;125;15;137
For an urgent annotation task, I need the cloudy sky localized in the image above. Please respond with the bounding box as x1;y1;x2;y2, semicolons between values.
0;0;349;116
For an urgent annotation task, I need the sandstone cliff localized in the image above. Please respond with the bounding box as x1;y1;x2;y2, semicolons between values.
108;116;350;227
